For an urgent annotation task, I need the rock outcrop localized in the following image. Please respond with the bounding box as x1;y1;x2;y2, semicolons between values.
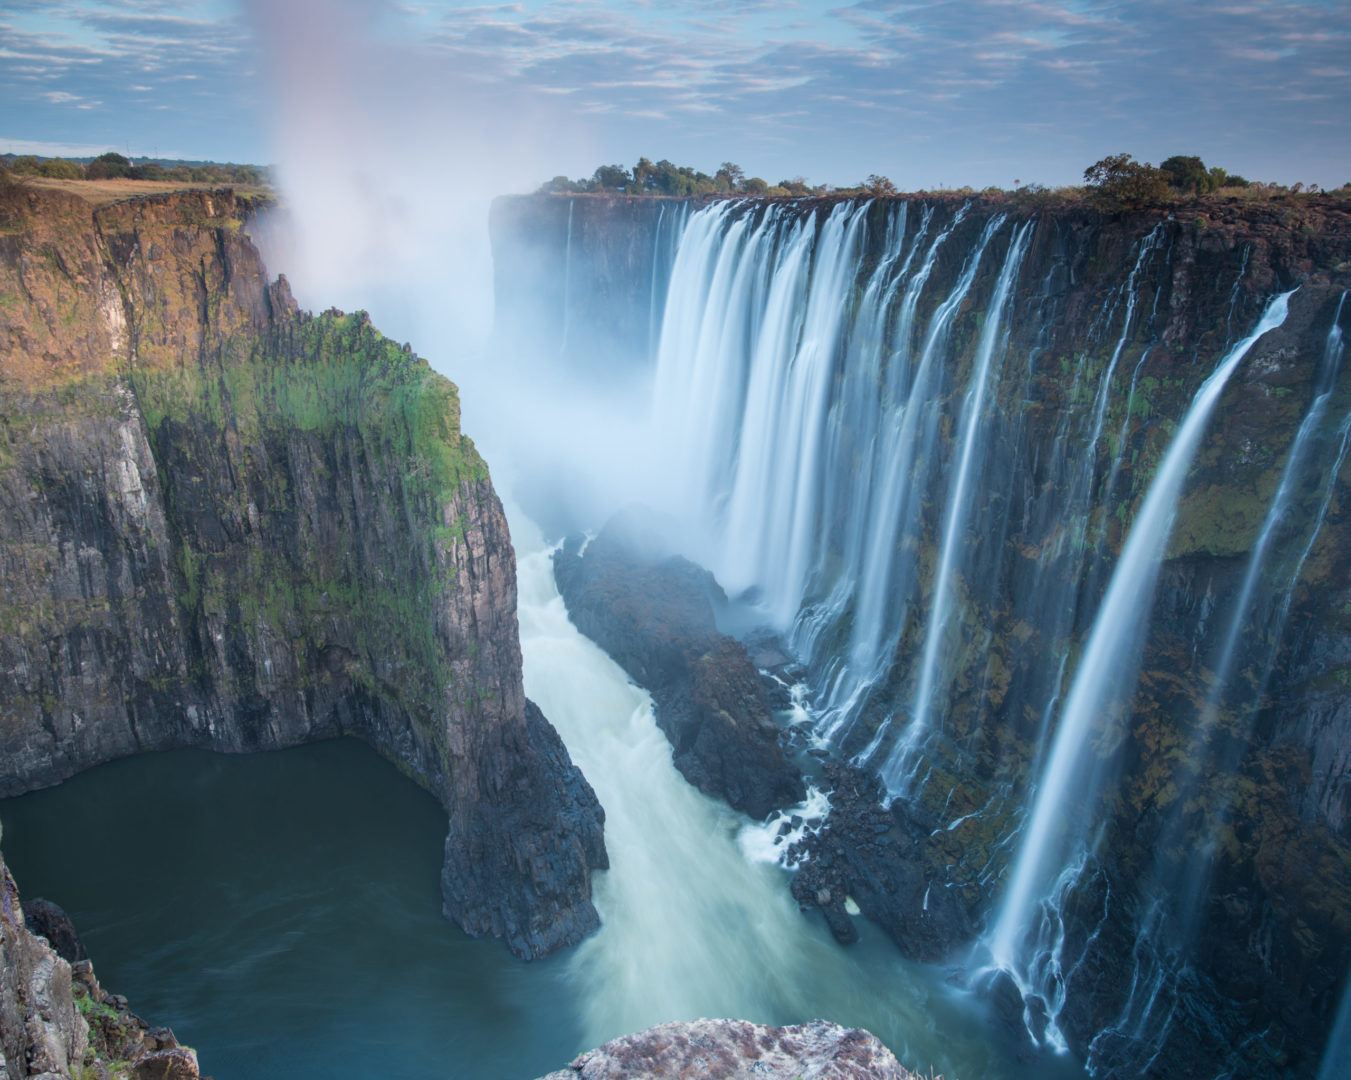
536;1019;914;1080
553;512;804;819
0;183;606;958
0;839;195;1080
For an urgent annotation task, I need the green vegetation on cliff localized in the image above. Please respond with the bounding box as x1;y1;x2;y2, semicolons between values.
128;306;487;716
0;184;489;751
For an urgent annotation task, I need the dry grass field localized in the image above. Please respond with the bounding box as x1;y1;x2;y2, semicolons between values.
24;176;274;207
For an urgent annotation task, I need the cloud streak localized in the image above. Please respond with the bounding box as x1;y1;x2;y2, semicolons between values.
0;0;1347;186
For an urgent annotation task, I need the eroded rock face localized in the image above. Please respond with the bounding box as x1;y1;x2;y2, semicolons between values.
537;1019;914;1080
553;512;804;820
1;845;87;1079
0;184;605;958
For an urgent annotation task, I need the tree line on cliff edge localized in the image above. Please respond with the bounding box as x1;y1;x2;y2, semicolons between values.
540;154;1347;206
0;151;268;186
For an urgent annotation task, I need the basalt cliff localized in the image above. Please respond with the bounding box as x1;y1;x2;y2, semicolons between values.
0;184;606;961
493;191;1351;1079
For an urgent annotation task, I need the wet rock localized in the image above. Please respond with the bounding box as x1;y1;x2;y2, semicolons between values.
975;968;1029;1043
536;1018;917;1079
554;511;805;819
22;899;87;965
821;902;860;946
131;1047;200;1079
788;764;979;963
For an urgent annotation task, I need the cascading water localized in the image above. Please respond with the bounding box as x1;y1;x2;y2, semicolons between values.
508;506;1085;1080
984;290;1296;1041
885;218;1034;794
559;198;574;358
1090;291;1351;1065
502;192;1351;1076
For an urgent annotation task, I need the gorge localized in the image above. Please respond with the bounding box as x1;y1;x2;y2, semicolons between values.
1;179;1349;1080
493;191;1351;1078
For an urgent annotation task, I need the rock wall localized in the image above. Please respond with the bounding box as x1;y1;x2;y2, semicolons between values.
0;184;606;959
553;511;804;819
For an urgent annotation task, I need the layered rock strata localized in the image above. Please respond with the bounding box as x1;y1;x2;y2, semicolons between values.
553;513;804;819
0;183;605;958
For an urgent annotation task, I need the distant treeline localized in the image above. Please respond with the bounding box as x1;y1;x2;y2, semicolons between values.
1;151;270;186
542;154;1346;205
538;159;842;198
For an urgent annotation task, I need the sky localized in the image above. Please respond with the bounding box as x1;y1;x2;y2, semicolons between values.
2;0;1350;192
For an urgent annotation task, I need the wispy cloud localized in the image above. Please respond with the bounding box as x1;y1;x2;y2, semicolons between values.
0;0;1347;186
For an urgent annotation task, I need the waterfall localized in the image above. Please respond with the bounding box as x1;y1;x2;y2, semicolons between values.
1200;291;1349;737
822;204;967;732
985;290;1296;1031
495;192;1351;1074
884;218;1034;794
508;506;1087;1080
1320;968;1351;1080
559;198;574;357
1087;291;1351;1064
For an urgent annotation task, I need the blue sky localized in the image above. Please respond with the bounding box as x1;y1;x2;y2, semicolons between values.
3;0;1349;190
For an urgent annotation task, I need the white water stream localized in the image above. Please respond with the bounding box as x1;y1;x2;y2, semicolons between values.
985;289;1297;1040
507;507;1083;1080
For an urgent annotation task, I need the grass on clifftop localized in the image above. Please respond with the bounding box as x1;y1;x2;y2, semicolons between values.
135;308;485;497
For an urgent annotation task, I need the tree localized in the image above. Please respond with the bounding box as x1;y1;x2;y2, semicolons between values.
591;164;630;192
39;157;84;179
863;173;897;195
86;151;136;180
715;162;745;193
632;157;655;192
1159;154;1210;194
1083;153;1172;210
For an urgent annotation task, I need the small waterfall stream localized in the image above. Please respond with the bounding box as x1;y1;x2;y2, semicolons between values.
984;290;1296;1039
886;218;1033;795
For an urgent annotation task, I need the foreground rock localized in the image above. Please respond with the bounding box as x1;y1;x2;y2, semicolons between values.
0;184;605;958
553;512;804;819
538;1019;914;1080
0;843;198;1079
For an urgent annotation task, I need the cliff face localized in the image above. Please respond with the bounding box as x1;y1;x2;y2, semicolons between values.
491;195;681;381
491;192;1351;1075
0;184;606;959
1;846;90;1079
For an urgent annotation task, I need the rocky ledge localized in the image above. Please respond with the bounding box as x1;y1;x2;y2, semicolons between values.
537;1019;914;1080
1;842;200;1080
553;512;804;819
